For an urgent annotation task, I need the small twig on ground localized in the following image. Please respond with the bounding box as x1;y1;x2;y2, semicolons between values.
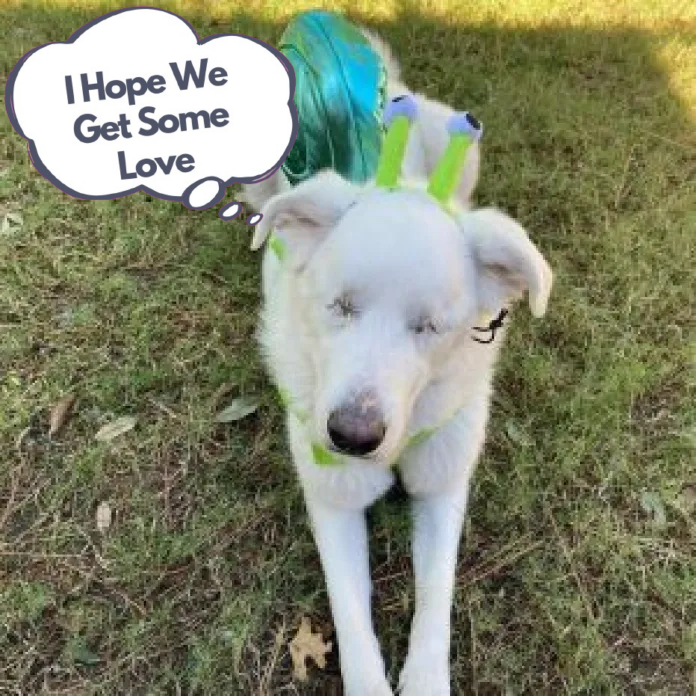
0;463;22;531
258;620;287;695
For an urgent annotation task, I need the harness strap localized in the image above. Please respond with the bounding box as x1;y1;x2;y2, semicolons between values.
279;386;459;467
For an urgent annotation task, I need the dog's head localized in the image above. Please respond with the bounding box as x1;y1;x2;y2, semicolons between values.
254;170;553;464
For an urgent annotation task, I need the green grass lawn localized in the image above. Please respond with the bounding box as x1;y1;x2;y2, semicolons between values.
1;1;695;693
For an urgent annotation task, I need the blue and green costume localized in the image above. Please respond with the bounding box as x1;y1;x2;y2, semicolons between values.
279;10;388;187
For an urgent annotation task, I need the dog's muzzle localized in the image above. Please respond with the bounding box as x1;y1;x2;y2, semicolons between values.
327;390;386;457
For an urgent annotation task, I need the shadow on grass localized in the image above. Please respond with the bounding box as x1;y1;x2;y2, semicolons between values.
1;2;694;694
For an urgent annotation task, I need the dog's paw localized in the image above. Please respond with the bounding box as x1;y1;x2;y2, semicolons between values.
398;669;449;696
343;675;394;696
398;644;450;696
340;645;394;696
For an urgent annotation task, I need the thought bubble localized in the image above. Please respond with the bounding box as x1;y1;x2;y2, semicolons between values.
6;7;297;209
218;201;242;220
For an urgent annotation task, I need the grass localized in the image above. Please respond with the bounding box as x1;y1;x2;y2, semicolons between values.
1;0;695;693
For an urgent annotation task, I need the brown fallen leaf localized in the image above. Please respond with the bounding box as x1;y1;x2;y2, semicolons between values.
49;394;77;437
678;484;696;514
95;416;137;442
96;501;112;534
0;212;23;236
289;616;332;682
214;396;259;423
210;381;236;408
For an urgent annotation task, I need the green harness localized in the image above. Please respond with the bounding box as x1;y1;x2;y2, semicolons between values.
278;386;458;468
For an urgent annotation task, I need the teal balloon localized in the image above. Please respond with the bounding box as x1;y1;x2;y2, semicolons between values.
279;11;387;186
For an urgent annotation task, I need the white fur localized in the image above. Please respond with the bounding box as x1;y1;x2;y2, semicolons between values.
243;28;553;696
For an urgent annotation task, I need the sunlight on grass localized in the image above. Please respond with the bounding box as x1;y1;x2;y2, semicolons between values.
5;0;696;28
409;0;695;30
657;39;696;120
3;0;400;23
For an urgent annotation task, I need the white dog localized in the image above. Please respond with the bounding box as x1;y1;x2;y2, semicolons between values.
243;30;553;696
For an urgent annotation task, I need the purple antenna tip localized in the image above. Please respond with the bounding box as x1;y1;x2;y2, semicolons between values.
383;94;418;127
447;112;483;140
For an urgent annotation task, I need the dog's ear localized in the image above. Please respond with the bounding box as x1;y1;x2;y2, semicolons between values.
251;171;359;270
459;208;553;317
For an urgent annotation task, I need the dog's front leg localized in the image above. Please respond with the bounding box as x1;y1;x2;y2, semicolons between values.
305;497;393;696
398;487;469;696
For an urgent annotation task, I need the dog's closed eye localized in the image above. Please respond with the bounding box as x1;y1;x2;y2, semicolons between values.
328;295;358;319
410;317;440;335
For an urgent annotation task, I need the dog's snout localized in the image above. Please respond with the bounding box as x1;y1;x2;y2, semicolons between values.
327;392;386;456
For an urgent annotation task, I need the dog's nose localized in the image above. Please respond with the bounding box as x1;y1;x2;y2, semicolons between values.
327;393;386;456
